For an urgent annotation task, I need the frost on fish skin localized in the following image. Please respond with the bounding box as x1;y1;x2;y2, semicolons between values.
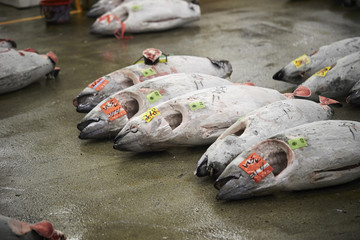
74;55;233;113
78;73;232;139
114;85;287;152
196;99;333;179
273;37;360;84
0;48;57;95
294;51;360;102
216;120;360;201
90;0;201;35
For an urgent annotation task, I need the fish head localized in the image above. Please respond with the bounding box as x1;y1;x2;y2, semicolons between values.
273;53;313;84
216;139;294;200
346;90;360;106
74;70;137;113
77;106;129;140
114;103;186;152
77;92;143;139
73;87;106;113
90;11;124;35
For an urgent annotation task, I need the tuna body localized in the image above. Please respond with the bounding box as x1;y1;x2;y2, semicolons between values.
293;51;360;101
0;48;56;95
90;0;200;35
77;73;232;139
87;0;126;18
195;99;334;178
73;55;232;113
273;37;360;84
113;85;286;152
216;120;360;200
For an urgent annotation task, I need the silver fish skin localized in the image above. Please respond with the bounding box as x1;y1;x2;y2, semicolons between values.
77;73;232;139
293;51;360;102
73;55;232;113
346;80;360;106
273;37;360;84
90;0;200;35
0;39;16;49
0;214;66;240
0;48;57;95
195;99;334;178
216;120;360;201
113;85;286;152
87;0;126;18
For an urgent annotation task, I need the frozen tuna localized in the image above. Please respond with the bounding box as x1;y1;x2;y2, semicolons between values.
0;48;58;95
77;73;232;139
73;55;232;113
113;85;286;152
293;51;360;102
346;80;360;106
90;0;200;36
195;99;334;178
216;120;360;200
0;39;16;49
87;0;125;18
273;37;360;84
0;214;66;240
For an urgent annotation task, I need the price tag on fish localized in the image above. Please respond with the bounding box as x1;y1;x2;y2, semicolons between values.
88;77;109;91
239;152;274;183
101;98;127;122
146;90;162;103
142;107;161;122
292;54;310;69
288;137;308;150
314;66;331;77
189;101;205;111
141;68;157;77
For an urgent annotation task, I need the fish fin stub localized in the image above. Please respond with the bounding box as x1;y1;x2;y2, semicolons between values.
207;57;233;78
319;96;342;108
293;85;311;98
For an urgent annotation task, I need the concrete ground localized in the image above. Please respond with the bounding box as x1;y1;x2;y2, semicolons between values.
1;0;360;239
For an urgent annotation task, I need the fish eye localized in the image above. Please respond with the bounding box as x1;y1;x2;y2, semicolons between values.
130;125;138;133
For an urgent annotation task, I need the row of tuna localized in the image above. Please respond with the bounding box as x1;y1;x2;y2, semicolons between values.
273;37;360;106
74;38;360;201
0;39;59;95
88;0;201;38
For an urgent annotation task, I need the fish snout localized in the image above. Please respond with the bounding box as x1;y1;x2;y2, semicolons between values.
272;69;285;80
73;92;101;113
194;154;209;177
214;174;239;191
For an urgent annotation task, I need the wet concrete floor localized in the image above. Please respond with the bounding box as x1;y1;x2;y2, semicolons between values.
0;0;360;239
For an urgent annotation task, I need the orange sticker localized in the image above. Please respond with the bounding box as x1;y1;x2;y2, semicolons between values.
88;77;109;91
292;54;310;69
239;152;273;183
101;98;126;122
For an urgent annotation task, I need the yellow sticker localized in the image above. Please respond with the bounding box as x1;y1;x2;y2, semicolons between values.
314;66;331;77
141;107;161;122
292;54;310;69
237;115;246;121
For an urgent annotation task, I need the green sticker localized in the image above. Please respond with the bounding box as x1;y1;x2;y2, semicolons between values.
141;68;157;77
132;5;141;11
189;101;205;110
288;137;308;150
146;90;162;103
